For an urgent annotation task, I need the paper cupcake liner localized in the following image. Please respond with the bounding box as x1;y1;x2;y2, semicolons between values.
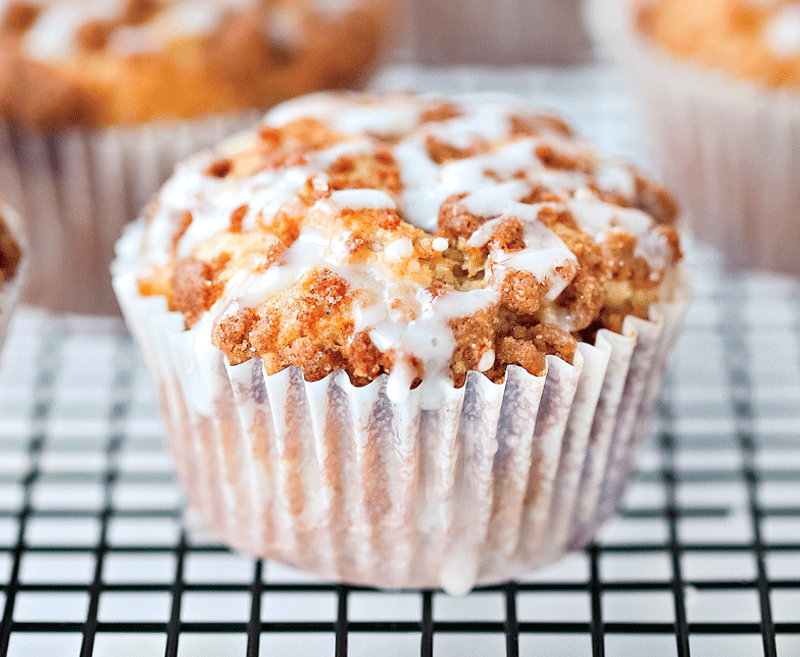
403;0;592;65
0;111;261;315
112;220;689;592
0;203;28;348
586;0;800;276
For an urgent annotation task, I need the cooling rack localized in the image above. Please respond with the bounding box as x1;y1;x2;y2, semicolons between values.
0;66;797;657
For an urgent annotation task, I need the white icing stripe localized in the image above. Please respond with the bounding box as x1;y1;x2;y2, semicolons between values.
431;237;449;252
569;188;671;271
765;4;800;58
324;189;396;211
147;138;376;261
495;220;577;302
424;102;513;148
461;180;532;216
333;105;423;135
468;209;578;302
594;161;636;198
23;1;120;61
263;93;427;133
382;237;413;260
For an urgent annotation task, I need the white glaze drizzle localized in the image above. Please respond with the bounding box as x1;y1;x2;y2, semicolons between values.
424;101;514;148
569;188;672;272
312;0;357;18
765;4;800;58
143;136;376;263
138;92;676;401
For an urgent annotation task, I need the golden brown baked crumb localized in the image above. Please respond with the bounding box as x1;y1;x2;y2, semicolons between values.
169;255;229;328
437;193;484;241
425;135;481;164
207;160;233;179
510;113;574;138
634;175;680;224
420;102;462;124
327;151;402;196
3;3;39;34
230;205;248;233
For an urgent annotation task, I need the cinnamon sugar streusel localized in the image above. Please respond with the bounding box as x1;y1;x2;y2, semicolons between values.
134;92;683;402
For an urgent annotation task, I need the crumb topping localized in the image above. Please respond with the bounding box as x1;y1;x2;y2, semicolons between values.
638;0;800;89
134;92;683;402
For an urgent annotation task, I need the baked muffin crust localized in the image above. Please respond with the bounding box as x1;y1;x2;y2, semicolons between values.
134;92;683;402
0;0;387;128
638;0;800;89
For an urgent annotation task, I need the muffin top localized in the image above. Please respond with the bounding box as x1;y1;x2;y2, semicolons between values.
638;0;800;89
132;92;682;402
0;209;21;292
0;0;386;129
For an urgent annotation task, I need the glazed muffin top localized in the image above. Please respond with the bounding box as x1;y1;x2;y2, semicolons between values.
0;209;21;291
638;0;800;89
131;92;683;402
0;0;386;129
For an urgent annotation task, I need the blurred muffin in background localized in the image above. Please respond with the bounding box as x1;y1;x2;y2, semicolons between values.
0;0;390;313
587;0;800;275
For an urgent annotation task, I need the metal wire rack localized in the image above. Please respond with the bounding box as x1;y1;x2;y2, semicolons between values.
0;67;798;657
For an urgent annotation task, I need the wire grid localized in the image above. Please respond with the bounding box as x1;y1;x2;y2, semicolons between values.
0;250;798;657
0;66;797;656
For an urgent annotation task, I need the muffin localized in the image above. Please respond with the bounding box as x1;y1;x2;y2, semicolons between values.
113;91;689;592
0;202;27;346
0;0;390;314
587;0;800;275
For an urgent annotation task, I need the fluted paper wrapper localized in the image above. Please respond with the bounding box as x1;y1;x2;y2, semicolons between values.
113;222;688;592
586;0;800;276
0;204;28;348
0;111;260;315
